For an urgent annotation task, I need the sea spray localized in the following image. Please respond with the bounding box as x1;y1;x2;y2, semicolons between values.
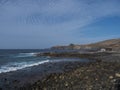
0;60;50;73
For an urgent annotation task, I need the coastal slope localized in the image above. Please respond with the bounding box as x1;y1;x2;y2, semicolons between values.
51;38;120;51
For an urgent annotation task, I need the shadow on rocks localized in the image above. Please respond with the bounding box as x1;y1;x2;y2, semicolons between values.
114;79;120;90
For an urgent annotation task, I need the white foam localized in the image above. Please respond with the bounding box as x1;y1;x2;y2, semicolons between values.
0;60;49;73
14;52;37;58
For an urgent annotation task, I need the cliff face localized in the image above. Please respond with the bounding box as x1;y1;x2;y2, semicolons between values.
51;38;120;51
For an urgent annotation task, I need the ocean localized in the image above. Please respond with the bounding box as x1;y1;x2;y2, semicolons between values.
0;49;89;74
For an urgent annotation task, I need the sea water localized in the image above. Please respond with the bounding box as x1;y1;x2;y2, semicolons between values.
0;49;89;74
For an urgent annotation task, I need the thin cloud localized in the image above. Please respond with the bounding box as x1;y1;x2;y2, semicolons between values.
0;0;120;48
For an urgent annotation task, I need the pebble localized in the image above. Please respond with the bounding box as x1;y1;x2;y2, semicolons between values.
65;82;69;87
95;78;98;80
109;76;113;79
115;73;120;77
43;88;47;90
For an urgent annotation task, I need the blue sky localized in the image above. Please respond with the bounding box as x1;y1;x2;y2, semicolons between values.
0;0;120;49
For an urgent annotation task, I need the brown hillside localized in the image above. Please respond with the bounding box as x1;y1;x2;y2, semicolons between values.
51;38;120;51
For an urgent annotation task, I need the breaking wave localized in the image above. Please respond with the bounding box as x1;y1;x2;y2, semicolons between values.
0;60;49;73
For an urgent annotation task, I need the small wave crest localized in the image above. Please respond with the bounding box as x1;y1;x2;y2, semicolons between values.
0;60;49;73
14;52;38;58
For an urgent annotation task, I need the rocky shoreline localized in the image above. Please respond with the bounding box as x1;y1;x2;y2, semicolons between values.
0;59;90;90
36;51;120;61
30;61;120;90
20;52;120;90
0;51;120;90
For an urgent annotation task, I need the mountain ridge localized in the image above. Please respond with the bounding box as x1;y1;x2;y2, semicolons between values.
51;38;120;51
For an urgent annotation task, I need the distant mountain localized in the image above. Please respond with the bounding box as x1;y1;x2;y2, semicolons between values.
51;38;120;51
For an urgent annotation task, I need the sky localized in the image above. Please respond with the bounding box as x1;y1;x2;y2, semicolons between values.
0;0;120;49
